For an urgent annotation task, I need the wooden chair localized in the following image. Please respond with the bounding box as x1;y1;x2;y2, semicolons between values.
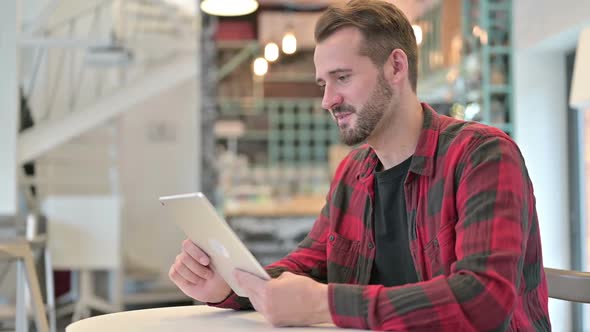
0;238;50;332
0;212;56;332
545;267;590;303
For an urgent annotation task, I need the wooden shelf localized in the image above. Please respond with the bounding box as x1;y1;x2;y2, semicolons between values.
224;195;325;218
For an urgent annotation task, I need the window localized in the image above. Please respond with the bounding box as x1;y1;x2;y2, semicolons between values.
566;49;589;331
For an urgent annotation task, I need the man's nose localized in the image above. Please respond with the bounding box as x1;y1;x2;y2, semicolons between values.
321;86;343;111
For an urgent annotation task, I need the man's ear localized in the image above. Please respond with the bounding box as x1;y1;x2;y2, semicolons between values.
383;49;408;86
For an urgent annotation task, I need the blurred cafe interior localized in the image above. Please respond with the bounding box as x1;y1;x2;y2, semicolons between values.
0;0;589;330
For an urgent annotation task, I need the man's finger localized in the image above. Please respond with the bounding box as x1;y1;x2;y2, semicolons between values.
234;269;266;295
182;239;210;265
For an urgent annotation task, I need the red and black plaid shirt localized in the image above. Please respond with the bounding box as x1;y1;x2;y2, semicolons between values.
212;104;550;331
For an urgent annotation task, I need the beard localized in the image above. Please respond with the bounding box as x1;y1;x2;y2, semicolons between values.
333;73;393;146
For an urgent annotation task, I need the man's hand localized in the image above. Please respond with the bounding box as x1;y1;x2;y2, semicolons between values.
233;270;332;327
169;239;232;303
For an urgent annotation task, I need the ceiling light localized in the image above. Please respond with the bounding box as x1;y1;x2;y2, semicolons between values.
264;42;279;62
200;0;259;17
253;57;268;76
282;32;297;55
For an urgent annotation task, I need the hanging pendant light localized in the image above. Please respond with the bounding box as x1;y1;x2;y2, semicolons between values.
412;25;423;46
200;0;259;17
253;57;268;76
282;31;297;55
264;42;279;62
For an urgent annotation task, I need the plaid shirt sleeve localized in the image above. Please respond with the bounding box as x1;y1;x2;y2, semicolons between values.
208;197;331;310
329;134;538;331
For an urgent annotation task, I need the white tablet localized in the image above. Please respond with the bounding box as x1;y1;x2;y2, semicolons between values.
159;192;270;297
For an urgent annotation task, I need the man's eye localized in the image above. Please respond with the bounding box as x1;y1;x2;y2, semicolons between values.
338;75;349;82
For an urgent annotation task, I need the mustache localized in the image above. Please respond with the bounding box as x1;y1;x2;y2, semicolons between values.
332;104;356;115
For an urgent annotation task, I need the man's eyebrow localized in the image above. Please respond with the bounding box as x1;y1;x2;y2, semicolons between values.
328;68;352;75
316;68;352;84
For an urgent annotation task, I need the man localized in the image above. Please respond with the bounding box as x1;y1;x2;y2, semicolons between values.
169;0;550;330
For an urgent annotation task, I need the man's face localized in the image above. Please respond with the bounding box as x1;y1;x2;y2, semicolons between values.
314;27;393;146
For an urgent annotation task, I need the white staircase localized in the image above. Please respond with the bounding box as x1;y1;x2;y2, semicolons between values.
13;0;200;320
20;0;199;166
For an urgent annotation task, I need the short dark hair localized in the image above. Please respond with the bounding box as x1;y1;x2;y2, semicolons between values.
314;0;418;92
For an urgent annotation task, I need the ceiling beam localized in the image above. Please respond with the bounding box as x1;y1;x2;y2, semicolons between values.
42;0;109;32
20;37;110;48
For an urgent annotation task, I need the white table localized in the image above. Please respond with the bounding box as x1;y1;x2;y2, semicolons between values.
66;305;365;331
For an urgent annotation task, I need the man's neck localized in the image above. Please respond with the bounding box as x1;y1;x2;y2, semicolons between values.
367;97;424;170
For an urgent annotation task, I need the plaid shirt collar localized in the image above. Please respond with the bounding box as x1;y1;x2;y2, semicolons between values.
357;103;441;181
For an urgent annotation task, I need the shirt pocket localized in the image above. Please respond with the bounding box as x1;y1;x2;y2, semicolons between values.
326;232;361;283
423;222;455;278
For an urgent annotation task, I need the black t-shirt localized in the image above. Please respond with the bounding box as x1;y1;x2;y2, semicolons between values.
369;156;418;287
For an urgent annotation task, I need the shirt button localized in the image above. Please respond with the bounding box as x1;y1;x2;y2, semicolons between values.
368;242;374;249
329;235;335;242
